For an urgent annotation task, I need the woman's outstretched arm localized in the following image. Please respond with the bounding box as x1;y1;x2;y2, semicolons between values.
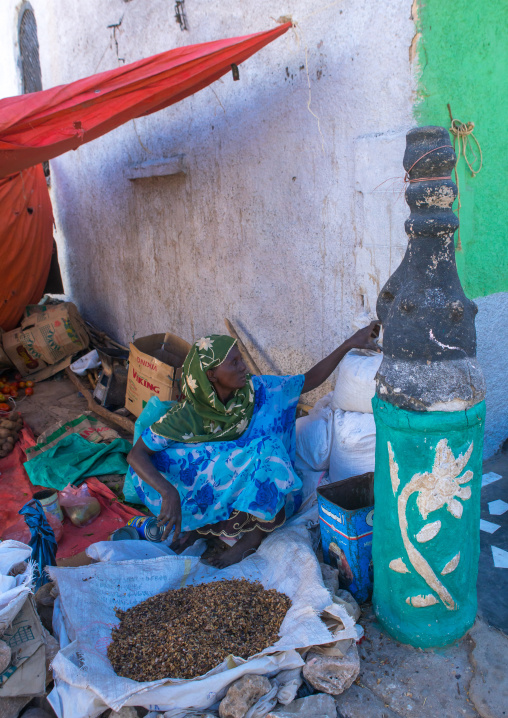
301;321;380;394
127;438;182;540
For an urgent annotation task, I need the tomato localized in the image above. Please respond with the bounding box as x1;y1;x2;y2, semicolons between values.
0;403;10;411
10;391;17;399
18;382;25;388
14;373;22;381
24;387;34;396
25;380;34;388
10;382;18;391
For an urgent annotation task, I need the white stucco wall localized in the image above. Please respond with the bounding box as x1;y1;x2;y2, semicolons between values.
2;1;504;456
6;0;416;392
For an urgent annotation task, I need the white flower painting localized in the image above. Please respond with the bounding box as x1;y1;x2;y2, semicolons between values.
388;438;474;611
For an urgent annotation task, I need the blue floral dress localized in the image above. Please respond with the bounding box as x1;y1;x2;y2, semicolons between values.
129;375;304;533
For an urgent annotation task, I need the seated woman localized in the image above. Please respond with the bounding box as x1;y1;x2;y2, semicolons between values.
127;323;379;567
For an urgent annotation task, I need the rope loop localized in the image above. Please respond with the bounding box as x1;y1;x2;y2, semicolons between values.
449;118;483;177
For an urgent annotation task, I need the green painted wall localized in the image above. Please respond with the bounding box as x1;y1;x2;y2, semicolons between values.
415;1;508;299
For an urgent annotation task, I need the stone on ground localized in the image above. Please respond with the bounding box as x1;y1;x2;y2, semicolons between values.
267;693;337;717
219;674;271;718
335;684;400;718
303;643;359;695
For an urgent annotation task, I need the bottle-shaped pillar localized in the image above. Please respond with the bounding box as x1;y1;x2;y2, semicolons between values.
372;126;486;648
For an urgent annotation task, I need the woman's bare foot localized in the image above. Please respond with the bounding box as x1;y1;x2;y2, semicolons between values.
208;528;265;568
169;530;199;554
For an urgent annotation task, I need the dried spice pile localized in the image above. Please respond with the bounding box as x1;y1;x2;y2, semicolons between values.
107;579;291;681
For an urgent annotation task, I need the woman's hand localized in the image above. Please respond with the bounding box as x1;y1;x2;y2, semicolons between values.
301;320;382;394
344;320;381;353
157;485;182;541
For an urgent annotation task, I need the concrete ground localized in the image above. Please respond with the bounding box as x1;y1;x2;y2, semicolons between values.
8;376;508;718
335;608;508;718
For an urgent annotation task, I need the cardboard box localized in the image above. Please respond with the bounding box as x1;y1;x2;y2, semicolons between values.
18;302;89;365
1;328;48;376
0;330;14;371
317;472;374;604
125;332;191;417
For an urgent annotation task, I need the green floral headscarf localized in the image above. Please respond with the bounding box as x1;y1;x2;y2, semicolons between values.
151;335;255;443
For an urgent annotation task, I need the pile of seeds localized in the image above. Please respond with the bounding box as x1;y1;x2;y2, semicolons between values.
107;579;291;681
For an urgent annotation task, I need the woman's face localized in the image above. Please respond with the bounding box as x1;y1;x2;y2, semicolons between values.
207;345;247;393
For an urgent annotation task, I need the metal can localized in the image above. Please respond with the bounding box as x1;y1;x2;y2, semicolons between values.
127;516;164;542
110;526;140;541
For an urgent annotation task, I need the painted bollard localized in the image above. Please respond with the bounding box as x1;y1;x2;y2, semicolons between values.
372;126;485;648
372;398;485;647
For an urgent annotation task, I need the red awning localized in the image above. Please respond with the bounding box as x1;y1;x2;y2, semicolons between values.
0;23;291;179
0;24;291;331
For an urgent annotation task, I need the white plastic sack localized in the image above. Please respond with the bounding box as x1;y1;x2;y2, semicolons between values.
70;349;101;376
0;540;33;634
329;410;376;483
332;351;382;414
295;393;334;471
47;525;356;718
276;668;302;705
85;540;174;563
86;539;207;564
245;681;278;718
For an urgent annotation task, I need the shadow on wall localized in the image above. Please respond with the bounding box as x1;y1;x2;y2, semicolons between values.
50;74;361;371
475;292;508;458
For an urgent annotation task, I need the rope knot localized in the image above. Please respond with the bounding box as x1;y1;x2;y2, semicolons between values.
450;119;475;138
448;116;482;178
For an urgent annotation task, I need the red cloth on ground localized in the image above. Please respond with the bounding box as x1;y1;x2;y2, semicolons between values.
55;477;141;559
0;426;142;558
0;165;53;330
0;23;291;179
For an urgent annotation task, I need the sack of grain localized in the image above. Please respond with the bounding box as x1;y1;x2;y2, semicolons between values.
329;410;376;483
47;524;357;717
295;393;334;471
331;351;382;414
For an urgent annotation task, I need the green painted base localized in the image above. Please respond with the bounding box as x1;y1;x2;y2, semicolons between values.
372;397;486;649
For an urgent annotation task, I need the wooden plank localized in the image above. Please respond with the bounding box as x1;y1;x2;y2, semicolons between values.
65;368;135;435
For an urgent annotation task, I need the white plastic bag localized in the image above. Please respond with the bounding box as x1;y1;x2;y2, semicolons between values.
70;350;101;376
0;541;33;634
329;410;376;483
47;525;356;718
245;681;278;718
332;351;382;414
276;668;302;705
295;393;334;471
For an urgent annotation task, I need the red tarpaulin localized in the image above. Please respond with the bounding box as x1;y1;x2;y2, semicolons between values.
0;166;54;330
0;427;143;559
0;23;291;330
0;23;291;178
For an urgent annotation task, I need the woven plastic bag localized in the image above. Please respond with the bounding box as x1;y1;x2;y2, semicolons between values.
47;524;356;718
329;410;376;482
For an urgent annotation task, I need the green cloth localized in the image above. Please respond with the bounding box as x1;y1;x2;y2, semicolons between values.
152;334;255;443
24;434;132;490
